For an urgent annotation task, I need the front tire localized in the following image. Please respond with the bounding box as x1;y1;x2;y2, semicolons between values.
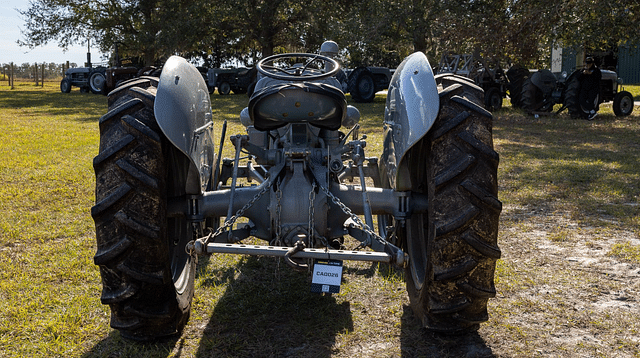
60;78;71;93
218;82;231;95
403;77;501;333
92;77;195;341
484;87;503;111
613;91;634;116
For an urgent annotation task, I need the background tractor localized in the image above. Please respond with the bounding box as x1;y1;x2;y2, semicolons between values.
102;43;162;94
201;67;258;95
436;51;511;111
520;67;634;118
341;66;393;102
92;42;501;340
60;66;107;94
59;44;107;94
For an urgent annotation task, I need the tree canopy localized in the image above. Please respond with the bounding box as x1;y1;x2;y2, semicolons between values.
17;0;640;68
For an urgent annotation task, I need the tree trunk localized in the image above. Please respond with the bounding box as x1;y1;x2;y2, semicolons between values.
413;29;427;54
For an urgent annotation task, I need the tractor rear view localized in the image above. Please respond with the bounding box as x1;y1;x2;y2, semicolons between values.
91;41;501;341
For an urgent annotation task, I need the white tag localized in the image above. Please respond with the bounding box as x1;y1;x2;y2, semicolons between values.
311;260;343;293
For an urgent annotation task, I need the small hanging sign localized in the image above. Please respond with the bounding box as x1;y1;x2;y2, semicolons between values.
311;259;343;294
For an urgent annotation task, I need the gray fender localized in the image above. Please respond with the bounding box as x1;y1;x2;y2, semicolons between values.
155;56;215;194
380;52;439;191
530;69;557;96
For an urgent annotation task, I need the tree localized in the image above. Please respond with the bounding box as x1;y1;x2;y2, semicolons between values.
326;0;414;68
187;0;351;67
221;0;315;63
554;0;640;51
18;0;640;70
18;0;210;66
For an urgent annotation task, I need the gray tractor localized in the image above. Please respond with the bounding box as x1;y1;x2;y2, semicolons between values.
60;50;107;94
92;42;501;340
60;66;107;94
520;68;634;118
342;65;393;102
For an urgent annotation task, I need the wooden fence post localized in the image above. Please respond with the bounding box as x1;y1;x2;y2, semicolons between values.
10;62;14;90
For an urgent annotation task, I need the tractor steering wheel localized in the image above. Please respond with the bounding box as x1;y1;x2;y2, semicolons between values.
256;53;340;81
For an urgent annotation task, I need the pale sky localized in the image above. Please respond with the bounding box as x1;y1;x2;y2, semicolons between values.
0;0;105;65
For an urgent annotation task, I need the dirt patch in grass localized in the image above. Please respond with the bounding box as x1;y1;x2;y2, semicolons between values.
488;208;639;357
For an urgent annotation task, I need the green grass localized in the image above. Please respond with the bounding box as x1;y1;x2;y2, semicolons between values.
0;82;107;357
1;80;639;357
0;83;102;246
494;106;640;230
623;84;640;99
608;241;640;263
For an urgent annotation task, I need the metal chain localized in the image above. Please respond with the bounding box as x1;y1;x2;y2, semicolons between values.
306;181;330;249
273;177;284;275
271;179;283;246
186;222;202;262
203;181;272;245
317;181;390;249
308;182;316;248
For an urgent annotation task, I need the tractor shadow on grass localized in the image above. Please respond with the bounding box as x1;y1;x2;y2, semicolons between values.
0;89;106;119
376;264;495;357
81;330;187;357
400;305;495;357
194;255;354;357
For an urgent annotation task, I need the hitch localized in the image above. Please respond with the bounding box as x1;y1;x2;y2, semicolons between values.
188;240;408;267
284;236;309;271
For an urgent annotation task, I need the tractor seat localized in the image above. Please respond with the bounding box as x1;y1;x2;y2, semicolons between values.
248;81;347;131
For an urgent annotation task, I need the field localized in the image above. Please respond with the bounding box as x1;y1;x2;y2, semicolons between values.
0;81;639;357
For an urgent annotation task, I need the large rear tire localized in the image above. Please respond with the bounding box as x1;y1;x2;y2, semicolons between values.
434;74;484;105
403;77;501;333
521;78;554;113
564;75;586;119
89;71;106;94
506;65;529;108
355;73;375;102
349;68;376;103
92;77;195;341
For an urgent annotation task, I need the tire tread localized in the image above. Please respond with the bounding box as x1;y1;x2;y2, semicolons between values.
93;79;194;341
405;75;501;334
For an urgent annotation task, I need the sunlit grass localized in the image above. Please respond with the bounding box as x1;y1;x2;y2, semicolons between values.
608;241;640;263
494;103;640;231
